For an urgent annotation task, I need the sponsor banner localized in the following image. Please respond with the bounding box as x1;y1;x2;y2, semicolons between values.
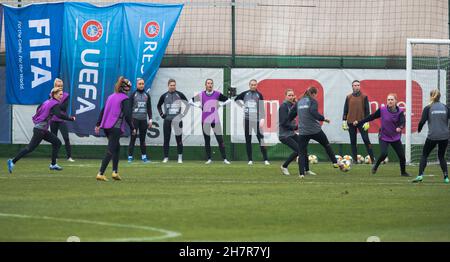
120;3;183;91
231;68;445;144
4;3;64;104
13;68;224;146
60;2;123;135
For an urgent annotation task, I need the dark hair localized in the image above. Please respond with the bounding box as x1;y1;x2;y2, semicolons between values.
303;86;318;97
205;78;213;85
168;79;176;86
352;80;360;85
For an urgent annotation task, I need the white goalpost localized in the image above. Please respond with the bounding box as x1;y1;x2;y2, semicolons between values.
406;38;450;164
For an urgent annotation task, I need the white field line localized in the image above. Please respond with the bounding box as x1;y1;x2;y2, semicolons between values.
0;213;181;242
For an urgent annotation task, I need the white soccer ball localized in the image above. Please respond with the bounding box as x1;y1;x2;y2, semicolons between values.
356;154;364;164
382;156;389;164
364;155;372;164
343;155;353;163
335;155;343;162
308;155;318;164
339;159;352;172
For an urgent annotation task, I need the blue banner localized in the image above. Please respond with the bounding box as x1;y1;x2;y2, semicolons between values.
4;3;64;104
120;3;183;91
61;2;123;135
0;66;12;144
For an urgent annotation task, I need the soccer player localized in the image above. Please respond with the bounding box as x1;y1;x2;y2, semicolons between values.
95;77;135;181
128;78;153;163
235;79;269;165
7;87;75;173
354;93;410;177
412;89;450;183
157;79;189;164
49;78;74;162
342;80;375;163
190;79;231;164
288;86;342;178
279;89;316;176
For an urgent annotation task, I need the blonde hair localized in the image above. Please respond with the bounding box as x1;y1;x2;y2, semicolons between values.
429;89;441;104
53;78;63;90
50;87;63;98
285;88;294;95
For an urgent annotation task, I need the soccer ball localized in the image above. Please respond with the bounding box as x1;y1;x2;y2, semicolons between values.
343;155;353;163
308;155;318;164
356;154;364;164
339;159;352;172
382;157;389;164
335;155;343;162
364;155;372;164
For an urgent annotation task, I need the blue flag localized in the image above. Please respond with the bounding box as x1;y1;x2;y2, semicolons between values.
60;2;123;135
4;3;64;104
120;3;183;91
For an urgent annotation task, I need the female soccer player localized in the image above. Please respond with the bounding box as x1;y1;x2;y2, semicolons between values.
95;77;135;181
288;86;341;178
157;79;190;164
7;87;75;173
128;78;153;163
235;79;269;165
279;89;316;176
49;78;74;162
190;78;231;164
412;89;449;183
354;93;410;177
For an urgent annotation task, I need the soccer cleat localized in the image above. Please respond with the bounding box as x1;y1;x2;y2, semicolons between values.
223;159;231;165
162;157;169;163
306;170;317;176
178;155;183;164
112;172;121;181
298;174;305;179
444;177;449;184
371;165;377;174
248;161;254;165
128;156;133;163
142;157;150;163
401;172;411;177
96;173;108;181
333;163;340;168
7;159;14;174
412;175;423;183
49;164;63;171
264;160;271;166
205;159;212;165
67;157;75;162
280;166;290;176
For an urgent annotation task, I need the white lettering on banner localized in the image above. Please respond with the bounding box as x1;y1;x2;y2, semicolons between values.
140;41;158;74
76;49;100;115
28;19;52;88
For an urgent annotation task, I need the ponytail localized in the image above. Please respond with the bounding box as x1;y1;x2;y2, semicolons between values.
303;86;318;98
429;89;441;104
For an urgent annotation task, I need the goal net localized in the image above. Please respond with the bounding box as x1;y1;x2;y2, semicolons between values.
406;39;450;164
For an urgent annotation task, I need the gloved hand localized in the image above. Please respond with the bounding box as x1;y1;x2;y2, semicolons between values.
342;121;349;131
363;122;370;131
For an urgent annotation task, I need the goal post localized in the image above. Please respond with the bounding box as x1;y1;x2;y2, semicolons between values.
406;38;450;164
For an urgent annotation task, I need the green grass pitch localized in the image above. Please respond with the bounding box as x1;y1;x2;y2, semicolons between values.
0;158;449;242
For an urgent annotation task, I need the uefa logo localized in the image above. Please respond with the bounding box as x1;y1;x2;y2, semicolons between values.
82;20;103;42
144;21;160;38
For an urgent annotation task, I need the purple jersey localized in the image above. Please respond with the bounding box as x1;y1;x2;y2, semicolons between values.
201;90;221;124
100;92;129;133
32;98;60;130
379;105;403;142
50;92;69;123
